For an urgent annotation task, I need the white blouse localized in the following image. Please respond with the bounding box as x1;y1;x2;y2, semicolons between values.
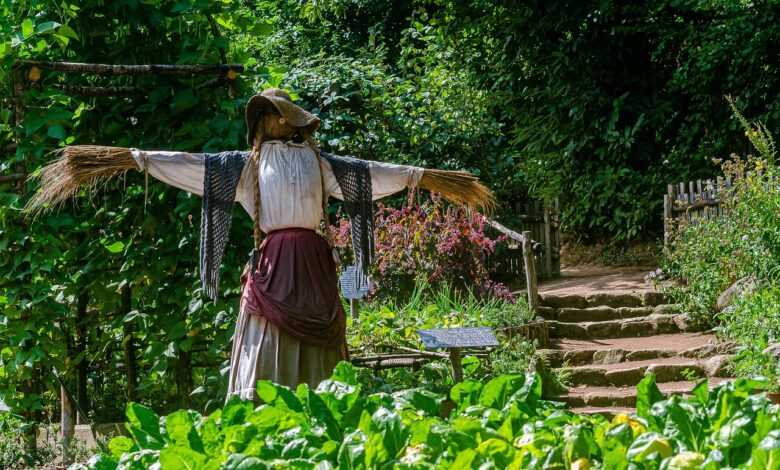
131;141;423;233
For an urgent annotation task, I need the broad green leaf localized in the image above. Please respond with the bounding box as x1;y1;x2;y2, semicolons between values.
475;438;515;466
636;373;664;425
104;241;125;254
47;124;65;140
165;409;204;452
479;374;523;409
222;396;253;426
748;430;780;470
626;432;673;461
159;446;207;470
330;361;358;385
222;454;269;470
126;403;163;450
450;380;482;409
57;24;79;40
21;19;34;38
108;436;135;458
35;21;61;34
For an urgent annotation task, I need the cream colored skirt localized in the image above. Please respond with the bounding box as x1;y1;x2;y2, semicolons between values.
226;308;346;401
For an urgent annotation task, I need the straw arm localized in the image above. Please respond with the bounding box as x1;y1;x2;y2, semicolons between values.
418;168;496;212
25;145;137;214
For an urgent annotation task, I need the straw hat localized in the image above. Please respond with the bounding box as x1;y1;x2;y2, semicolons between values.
245;88;320;146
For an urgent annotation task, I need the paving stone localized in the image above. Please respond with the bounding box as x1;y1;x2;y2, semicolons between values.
540;294;588;309
558;306;619;322
550;315;688;340
642;291;670;307
591;349;627;364
565;367;607;385
647;363;704;382
586;293;643;308
550;321;589;338
559;379;732;408
587;320;625;337
702;355;732;377
617;306;655;318
536;305;557;319
653;304;681;315
605;367;647;386
625;349;677;362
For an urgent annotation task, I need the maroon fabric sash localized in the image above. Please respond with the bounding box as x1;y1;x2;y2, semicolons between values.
240;228;346;348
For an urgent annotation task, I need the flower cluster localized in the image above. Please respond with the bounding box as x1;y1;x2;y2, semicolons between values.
328;199;513;301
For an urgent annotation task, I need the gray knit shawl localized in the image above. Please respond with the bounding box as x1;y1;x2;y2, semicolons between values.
199;150;372;299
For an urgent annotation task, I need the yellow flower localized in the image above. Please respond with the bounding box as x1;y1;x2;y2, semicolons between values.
571;458;590;470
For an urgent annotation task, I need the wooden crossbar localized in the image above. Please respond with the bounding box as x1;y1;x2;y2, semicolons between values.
17;60;243;76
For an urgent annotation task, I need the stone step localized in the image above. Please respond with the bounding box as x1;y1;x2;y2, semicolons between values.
537;332;731;367
547;314;697;340
569;406;633;419
538;304;679;323
559;379;731;408
539;291;668;310
559;355;732;387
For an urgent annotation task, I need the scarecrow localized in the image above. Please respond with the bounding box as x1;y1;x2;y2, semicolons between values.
27;88;493;400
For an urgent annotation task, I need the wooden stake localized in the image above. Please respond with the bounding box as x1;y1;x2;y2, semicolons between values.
522;230;539;313
543;205;552;278
121;284;137;402
60;385;75;464
449;348;463;382
349;298;358;320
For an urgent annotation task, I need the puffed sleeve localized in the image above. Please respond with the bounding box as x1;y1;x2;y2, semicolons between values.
131;149;205;196
320;157;424;201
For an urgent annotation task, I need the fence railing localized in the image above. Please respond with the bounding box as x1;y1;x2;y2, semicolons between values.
663;178;732;243
487;199;560;281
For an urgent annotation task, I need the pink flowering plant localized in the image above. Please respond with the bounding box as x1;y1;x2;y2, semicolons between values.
328;198;513;301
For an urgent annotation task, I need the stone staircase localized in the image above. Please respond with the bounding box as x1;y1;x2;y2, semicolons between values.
536;290;735;416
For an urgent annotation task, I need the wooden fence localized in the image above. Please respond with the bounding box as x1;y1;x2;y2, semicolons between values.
487;199;560;280
663;178;732;243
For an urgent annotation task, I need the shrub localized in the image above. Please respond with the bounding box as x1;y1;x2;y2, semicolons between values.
329;199;512;301
663;102;780;327
663;101;780;386
346;280;534;393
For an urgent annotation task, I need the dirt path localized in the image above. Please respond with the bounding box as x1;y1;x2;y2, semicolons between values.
536;267;734;417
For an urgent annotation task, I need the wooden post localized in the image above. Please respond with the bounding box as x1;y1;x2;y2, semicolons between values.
522;230;538;313
75;291;88;423
350;298;358;320
121;284;137;402
663;194;672;246
60;385;75;464
543;205;552;278
449;348;463;382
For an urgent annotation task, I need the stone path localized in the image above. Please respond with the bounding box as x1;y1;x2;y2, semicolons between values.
536;267;734;417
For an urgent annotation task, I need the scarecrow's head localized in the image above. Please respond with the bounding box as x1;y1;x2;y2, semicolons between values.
245;88;320;147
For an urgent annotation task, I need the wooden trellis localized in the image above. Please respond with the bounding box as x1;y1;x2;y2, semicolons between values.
4;58;244;463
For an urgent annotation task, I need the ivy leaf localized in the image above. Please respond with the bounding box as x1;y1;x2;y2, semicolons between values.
35;21;61;34
103;240;125;254
57;24;79;40
47;124;65;140
21;19;34;38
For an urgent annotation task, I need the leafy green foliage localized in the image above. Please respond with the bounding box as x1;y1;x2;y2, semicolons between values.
662;105;780;389
74;367;780;469
345;280;535;393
